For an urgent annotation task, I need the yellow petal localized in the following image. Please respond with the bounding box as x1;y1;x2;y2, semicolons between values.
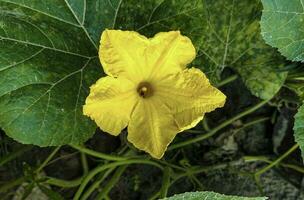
83;76;138;135
99;30;149;81
147;31;196;80
155;68;226;131
127;98;179;159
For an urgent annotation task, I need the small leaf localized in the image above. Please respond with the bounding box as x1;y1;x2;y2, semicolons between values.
162;191;268;200
260;0;304;62
294;103;304;159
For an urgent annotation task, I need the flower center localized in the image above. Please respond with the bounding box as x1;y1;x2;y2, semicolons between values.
137;82;153;98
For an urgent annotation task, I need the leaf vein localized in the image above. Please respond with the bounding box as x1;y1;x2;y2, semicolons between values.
0;0;80;27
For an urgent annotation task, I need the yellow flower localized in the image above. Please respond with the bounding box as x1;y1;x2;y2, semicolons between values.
83;30;226;159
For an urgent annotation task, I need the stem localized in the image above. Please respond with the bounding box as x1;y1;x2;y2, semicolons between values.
202;118;210;131
35;146;61;173
149;191;160;200
244;155;304;174
159;167;171;198
46;176;83;188
81;168;115;200
190;175;204;189
216;74;238;87
80;152;89;175
0;147;61;194
169;100;269;150
0;146;32;167
169;159;243;189
241;117;270;129
0;177;25;194
255;144;299;177
71;145;127;161
96;166;127;200
155;160;186;172
232;117;270;137
73;159;163;200
254;175;264;195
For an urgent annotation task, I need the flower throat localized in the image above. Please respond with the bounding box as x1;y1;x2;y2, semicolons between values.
137;82;153;98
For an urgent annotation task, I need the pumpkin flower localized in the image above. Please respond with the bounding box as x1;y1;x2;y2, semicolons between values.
83;30;226;159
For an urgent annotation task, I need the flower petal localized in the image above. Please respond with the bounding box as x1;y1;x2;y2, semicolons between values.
147;31;196;80
99;30;149;81
83;76;138;135
127;98;179;159
155;68;226;131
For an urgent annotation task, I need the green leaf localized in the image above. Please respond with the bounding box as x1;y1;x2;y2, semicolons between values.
260;0;304;62
294;103;304;158
162;191;268;200
0;0;121;146
0;0;287;146
116;0;287;100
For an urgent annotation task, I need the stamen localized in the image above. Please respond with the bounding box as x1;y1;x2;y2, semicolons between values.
137;82;153;98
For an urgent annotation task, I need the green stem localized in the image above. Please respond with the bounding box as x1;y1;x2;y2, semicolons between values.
255;144;299;177
0;146;32;167
254;175;264;195
169;159;243;189
202;118;210;131
46;176;83;188
190;175;204;189
244;155;304;174
71;145;127;161
0;147;60;194
80;152;89;175
155;160;186;172
73;159;163;200
169;100;269;150
0;177;25;194
216;74;238;87
149;191;160;200
81;168;115;200
35;146;61;173
241;117;270;129
159;167;171;198
232;117;270;137
96;166;127;200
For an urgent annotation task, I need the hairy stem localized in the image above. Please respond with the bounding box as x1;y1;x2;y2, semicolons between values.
169;99;269;150
96;166;127;200
0;146;32;167
36;146;61;173
73;159;163;200
71;145;127;161
46;176;83;188
216;74;238;87
255;143;299;177
159;167;171;198
81;168;115;200
244;155;304;174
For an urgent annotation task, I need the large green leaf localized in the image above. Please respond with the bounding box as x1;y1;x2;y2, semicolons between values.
162;191;267;200
260;0;304;62
0;0;287;146
294;103;304;158
116;0;287;100
0;0;122;145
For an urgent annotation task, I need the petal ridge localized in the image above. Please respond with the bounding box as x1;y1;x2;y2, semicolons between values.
83;76;138;135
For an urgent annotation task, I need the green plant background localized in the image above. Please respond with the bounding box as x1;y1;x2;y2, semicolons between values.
0;0;303;199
